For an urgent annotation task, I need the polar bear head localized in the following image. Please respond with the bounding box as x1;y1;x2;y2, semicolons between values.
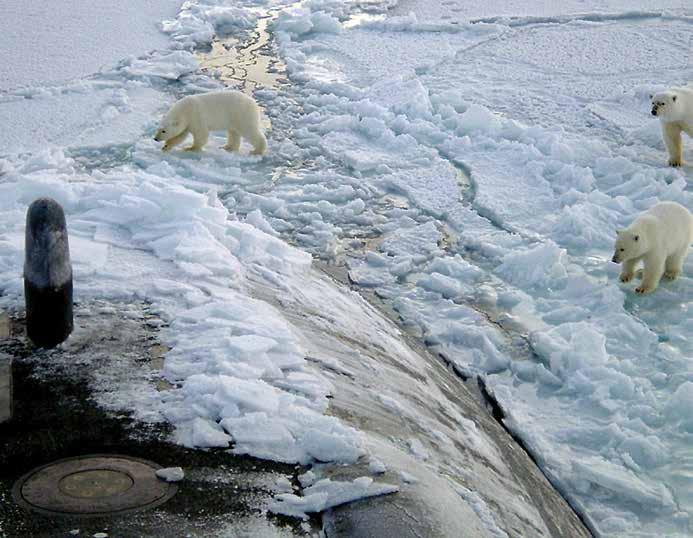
611;228;646;264
650;91;683;122
153;103;188;142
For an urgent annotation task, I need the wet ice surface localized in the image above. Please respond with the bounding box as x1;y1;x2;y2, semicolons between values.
197;9;286;94
0;0;692;536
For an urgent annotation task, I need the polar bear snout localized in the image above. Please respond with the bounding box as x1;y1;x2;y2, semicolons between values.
611;254;620;263
651;106;658;116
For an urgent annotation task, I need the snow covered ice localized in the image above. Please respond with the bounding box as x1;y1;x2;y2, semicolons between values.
1;0;692;536
269;476;399;520
155;466;185;482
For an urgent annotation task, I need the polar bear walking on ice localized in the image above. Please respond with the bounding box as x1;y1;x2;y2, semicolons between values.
650;86;693;167
612;202;693;294
154;91;267;155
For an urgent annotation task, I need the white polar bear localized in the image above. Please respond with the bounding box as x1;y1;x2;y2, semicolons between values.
650;86;693;167
154;91;267;155
612;201;693;294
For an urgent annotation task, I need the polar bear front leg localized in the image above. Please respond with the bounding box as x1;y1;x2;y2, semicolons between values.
223;130;241;152
662;123;683;167
162;130;189;152
185;127;209;152
619;258;639;283
636;255;665;294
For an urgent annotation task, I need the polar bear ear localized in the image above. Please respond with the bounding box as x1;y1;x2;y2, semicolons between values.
616;229;624;235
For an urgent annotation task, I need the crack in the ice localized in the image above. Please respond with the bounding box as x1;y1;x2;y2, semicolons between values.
475;375;598;537
434;147;543;244
470;10;689;28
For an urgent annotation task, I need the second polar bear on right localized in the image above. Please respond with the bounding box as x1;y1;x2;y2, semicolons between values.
651;86;693;167
612;202;693;294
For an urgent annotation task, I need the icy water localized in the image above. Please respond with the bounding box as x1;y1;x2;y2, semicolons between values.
198;9;286;93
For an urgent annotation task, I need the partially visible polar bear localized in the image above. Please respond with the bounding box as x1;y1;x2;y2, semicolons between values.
612;201;693;294
154;91;267;155
650;86;693;166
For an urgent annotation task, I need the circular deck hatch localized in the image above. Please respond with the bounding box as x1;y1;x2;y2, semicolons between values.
12;455;178;517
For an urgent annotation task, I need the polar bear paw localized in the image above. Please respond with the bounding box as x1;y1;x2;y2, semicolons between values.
619;272;633;283
668;158;683;167
663;269;680;280
635;285;655;295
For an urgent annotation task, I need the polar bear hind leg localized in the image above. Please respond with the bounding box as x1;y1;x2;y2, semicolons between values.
247;129;267;156
224;130;241;152
664;246;688;280
663;123;683;167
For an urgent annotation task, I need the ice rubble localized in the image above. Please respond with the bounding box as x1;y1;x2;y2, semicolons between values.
161;1;258;50
275;7;342;37
0;149;364;466
156;466;185;482
269;476;399;520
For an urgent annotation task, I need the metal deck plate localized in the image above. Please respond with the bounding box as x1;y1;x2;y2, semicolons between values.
12;455;178;517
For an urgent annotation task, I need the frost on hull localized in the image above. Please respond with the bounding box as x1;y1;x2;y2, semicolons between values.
24;198;73;348
249;267;591;537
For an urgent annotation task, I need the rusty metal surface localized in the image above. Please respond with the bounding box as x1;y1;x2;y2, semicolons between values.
13;455;177;517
